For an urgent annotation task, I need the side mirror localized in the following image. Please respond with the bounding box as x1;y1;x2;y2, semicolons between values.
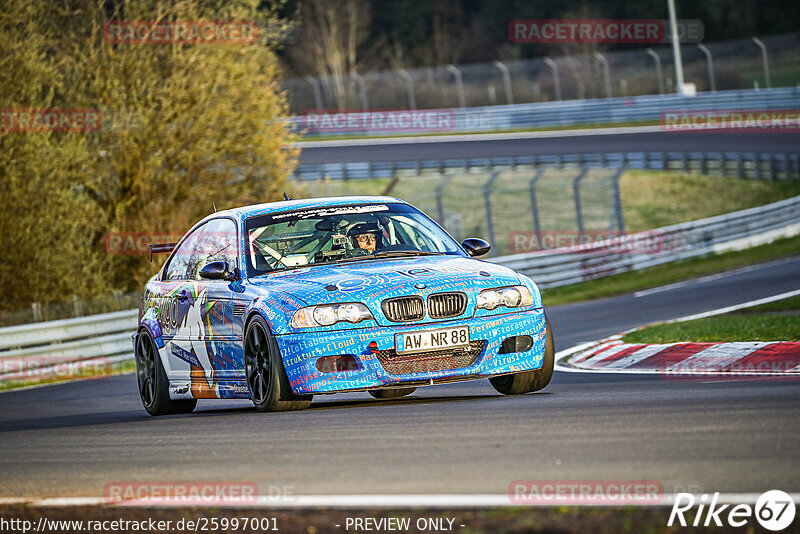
462;238;491;257
199;261;235;281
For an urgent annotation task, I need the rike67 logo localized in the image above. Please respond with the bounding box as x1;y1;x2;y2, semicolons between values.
669;490;796;531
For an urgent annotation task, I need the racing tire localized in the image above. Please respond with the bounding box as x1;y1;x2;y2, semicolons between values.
135;330;197;416
368;387;417;399
245;315;313;412
489;312;555;395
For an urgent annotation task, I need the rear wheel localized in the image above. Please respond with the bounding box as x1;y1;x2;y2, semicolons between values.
368;387;416;399
135;330;196;416
245;316;312;412
489;313;555;395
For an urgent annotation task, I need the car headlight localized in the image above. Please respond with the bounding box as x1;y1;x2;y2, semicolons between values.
476;285;533;310
291;303;373;328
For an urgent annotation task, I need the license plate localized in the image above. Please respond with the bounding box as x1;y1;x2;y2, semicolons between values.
395;326;470;354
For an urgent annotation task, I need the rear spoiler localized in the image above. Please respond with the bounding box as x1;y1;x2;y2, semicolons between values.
144;242;177;262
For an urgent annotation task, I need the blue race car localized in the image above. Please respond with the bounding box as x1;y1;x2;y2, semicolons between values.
134;196;554;415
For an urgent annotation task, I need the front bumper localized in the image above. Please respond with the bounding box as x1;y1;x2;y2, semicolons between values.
276;307;546;394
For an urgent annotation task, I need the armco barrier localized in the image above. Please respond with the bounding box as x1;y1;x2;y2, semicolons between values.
1;196;797;372
491;195;800;288
0;310;137;378
293;149;800;181
290;87;800;137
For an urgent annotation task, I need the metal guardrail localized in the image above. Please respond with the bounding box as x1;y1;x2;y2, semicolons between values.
294;149;800;181
0;309;137;352
0;310;137;379
491;195;800;288
291;87;800;137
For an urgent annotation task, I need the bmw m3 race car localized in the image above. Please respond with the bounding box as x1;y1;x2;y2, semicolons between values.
133;196;554;415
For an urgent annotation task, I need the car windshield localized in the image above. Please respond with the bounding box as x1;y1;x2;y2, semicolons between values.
244;202;464;276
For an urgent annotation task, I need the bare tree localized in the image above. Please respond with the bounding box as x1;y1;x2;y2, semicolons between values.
292;0;370;109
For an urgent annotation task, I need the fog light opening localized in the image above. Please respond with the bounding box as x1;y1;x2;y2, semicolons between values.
499;335;533;354
315;355;360;373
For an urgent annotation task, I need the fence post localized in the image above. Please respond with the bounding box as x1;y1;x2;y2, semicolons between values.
645;48;665;94
305;76;324;109
32;302;42;323
573;166;590;238
529;167;548;247
494;61;514;105
696;44;716;92
483;171;501;255
611;166;626;234
446;65;466;108
594;52;612;98
770;153;777;181
755;153;763;180
73;295;83;317
352;73;369;111
752;37;771;89
544;58;561;101
396;68;416;109
435;173;456;225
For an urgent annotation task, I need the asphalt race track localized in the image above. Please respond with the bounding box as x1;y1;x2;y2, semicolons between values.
0;256;798;499
296;129;800;165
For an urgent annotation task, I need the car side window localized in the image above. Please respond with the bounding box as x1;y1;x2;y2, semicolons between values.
164;219;238;281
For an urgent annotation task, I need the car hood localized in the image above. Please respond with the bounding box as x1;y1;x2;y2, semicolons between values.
247;255;524;326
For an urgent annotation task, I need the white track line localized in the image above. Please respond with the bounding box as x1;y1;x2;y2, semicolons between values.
2;493;798;508
666;288;800;324
634;257;800;298
294;125;663;148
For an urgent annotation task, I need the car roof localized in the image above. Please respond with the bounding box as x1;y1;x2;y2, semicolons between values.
211;195;406;221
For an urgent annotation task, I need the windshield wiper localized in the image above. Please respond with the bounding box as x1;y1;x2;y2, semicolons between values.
372;250;442;257
252;250;444;276
335;250;442;263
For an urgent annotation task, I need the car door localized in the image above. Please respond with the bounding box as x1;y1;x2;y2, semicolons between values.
159;218;239;398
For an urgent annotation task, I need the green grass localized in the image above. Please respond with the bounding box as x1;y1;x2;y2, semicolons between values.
541;234;800;307
619;171;800;232
0;359;135;393
622;297;800;343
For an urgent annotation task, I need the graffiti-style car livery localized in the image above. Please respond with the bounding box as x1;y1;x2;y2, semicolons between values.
133;196;554;415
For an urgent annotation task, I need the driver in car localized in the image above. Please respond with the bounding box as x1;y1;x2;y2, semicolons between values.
348;222;383;253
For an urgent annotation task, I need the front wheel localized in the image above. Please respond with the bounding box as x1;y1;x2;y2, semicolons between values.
244;316;312;412
135;330;196;416
489;313;555;395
